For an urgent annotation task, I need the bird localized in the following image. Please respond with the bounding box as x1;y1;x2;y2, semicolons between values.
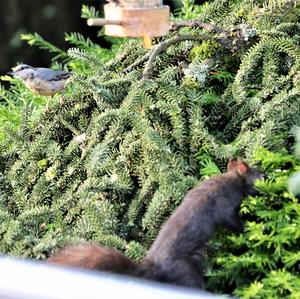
7;64;72;96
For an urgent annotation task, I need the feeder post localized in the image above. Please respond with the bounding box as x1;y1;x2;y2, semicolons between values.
87;1;170;48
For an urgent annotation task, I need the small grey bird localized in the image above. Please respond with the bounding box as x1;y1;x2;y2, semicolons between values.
7;64;72;96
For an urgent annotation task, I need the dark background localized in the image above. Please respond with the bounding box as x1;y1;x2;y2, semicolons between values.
0;0;185;75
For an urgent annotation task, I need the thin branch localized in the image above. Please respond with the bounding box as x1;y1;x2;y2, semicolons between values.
123;20;256;80
170;20;228;34
123;21;227;75
142;34;209;80
122;52;152;74
122;20;228;73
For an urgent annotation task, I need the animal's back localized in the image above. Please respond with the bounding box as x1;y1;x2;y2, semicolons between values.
146;173;236;262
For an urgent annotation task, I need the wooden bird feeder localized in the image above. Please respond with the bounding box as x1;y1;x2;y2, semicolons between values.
87;0;170;48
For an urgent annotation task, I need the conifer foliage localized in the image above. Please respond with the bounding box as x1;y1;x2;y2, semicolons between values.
0;0;299;297
206;148;300;297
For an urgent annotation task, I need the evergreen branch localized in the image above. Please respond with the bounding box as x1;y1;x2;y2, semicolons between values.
81;5;100;19
122;52;152;74
65;32;101;50
142;34;209;80
20;33;67;61
58;117;81;136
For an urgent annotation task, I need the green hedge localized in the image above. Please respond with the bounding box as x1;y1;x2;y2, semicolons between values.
0;0;299;297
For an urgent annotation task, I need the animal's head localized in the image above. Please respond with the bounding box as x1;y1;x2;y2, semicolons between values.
227;158;264;195
7;64;34;81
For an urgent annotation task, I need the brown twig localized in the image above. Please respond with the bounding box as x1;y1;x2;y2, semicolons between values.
142;34;209;80
170;20;228;35
122;21;227;76
123;19;255;80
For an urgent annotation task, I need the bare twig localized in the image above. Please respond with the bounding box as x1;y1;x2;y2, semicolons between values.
122;21;227;76
142;34;209;80
170;20;228;35
123;19;256;80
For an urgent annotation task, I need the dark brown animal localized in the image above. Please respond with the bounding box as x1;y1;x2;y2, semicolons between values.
48;159;263;289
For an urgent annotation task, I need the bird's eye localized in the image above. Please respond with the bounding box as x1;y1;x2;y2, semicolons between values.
16;66;29;72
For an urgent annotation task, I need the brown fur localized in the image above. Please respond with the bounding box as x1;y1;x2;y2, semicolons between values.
48;244;139;275
47;159;263;289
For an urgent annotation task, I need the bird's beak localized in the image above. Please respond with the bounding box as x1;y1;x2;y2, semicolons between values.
7;71;14;76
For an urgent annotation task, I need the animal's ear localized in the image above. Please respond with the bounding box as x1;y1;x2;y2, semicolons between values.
227;158;239;172
227;158;250;175
237;160;250;175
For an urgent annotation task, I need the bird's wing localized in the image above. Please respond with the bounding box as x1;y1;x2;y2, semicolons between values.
36;68;72;81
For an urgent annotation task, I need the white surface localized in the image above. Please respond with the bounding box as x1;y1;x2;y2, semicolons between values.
0;256;223;299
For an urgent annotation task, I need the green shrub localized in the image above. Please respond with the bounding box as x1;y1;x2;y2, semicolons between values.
0;0;299;297
206;147;300;298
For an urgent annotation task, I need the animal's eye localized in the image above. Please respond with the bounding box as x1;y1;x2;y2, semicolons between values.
16;66;29;72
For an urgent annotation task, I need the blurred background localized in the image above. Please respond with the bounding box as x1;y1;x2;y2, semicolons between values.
0;0;185;75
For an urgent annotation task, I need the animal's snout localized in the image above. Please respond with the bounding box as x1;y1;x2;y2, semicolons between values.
259;172;266;180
